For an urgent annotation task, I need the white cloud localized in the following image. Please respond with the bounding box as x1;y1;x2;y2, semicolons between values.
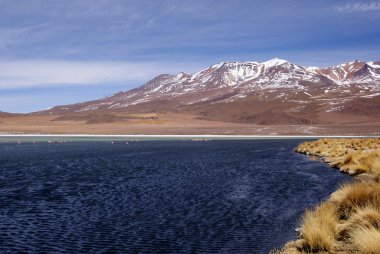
0;60;202;89
335;2;380;12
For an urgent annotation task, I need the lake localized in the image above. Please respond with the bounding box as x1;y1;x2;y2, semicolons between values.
0;140;349;253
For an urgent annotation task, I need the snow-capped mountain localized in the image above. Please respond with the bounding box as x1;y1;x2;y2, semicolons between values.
308;60;380;85
35;58;380;125
139;58;325;93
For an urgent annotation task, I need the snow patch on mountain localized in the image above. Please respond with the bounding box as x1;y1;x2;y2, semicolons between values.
39;58;380;114
262;58;289;68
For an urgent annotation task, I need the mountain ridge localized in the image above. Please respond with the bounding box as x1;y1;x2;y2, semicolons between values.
31;58;380;125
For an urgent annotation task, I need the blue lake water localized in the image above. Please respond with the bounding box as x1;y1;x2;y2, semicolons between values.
0;140;349;253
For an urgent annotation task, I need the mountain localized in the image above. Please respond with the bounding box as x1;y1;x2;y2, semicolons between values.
307;60;380;85
35;58;380;125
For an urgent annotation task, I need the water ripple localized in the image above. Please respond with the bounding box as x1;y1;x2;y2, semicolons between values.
0;140;349;253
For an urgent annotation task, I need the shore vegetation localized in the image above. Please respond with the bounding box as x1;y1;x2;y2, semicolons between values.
278;138;380;254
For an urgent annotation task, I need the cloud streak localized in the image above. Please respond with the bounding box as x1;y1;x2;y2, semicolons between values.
0;60;202;89
0;0;379;112
335;2;380;12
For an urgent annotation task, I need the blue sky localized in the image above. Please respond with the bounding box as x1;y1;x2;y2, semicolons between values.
0;0;379;112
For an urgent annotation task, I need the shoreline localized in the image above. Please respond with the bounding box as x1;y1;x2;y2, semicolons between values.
278;138;380;254
0;134;378;140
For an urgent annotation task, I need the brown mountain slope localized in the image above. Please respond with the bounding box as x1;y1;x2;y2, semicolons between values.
30;59;380;126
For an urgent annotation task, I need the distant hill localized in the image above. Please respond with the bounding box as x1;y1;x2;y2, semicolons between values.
0;111;15;117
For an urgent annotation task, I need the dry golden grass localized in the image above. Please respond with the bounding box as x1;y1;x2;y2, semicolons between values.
280;183;380;253
349;225;380;254
299;203;338;252
295;138;380;176
331;182;380;219
278;138;380;254
370;159;380;177
338;205;380;239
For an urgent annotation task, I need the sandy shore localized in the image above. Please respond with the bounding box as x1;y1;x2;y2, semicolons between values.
276;138;380;254
1;113;380;136
0;134;377;143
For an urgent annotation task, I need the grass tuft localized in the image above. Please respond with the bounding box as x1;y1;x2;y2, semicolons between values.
299;203;338;252
331;182;380;220
349;225;380;254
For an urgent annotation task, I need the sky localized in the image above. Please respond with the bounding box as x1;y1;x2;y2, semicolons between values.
0;0;379;113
